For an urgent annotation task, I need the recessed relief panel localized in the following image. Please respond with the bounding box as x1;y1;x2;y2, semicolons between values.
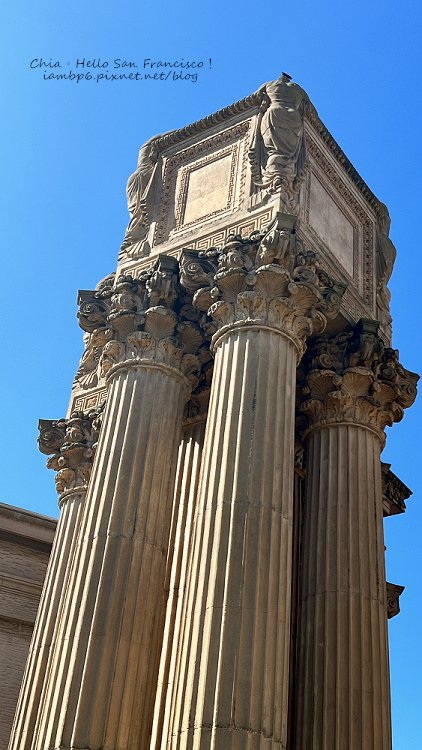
181;153;233;226
308;173;355;278
153;120;250;245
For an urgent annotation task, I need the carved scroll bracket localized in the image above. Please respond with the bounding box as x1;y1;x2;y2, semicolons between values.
38;406;104;505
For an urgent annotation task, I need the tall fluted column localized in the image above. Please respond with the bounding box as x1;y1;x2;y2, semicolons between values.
8;410;102;750
163;228;344;750
151;390;209;750
294;322;418;750
13;258;203;750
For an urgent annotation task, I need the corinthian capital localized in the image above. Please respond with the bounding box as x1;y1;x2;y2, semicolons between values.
180;221;345;359
299;320;419;443
38;407;103;503
75;256;210;398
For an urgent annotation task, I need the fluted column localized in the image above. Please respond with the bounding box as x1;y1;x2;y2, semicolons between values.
14;259;203;750
294;323;418;750
8;410;102;750
151;393;209;750
163;228;344;750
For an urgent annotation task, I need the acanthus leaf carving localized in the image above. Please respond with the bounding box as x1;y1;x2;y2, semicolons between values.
73;327;114;390
38;406;104;502
77;256;210;399
99;340;127;377
299;320;419;443
179;223;345;358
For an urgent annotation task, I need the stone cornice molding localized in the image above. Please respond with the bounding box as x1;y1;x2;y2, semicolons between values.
299;320;419;445
149;92;260;156
38;407;104;505
179;216;345;359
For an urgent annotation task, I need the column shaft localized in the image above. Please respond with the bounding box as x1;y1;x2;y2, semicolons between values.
32;364;187;750
8;491;84;750
295;424;391;749
152;419;206;750
166;328;297;750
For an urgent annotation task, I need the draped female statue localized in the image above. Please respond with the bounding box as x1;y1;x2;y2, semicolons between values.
249;72;309;209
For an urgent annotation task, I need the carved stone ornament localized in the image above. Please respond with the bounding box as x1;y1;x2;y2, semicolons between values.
299;320;419;444
381;462;412;516
183;346;213;425
73;273;115;391
75;256;213;398
248;73;309;211
38;406;104;503
375;210;396;331
294;443;306;478
386;581;405;619
118;133;172;260
179;215;346;360
73;327;114;390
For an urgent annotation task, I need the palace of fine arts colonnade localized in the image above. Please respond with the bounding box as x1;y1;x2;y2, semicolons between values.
6;73;418;750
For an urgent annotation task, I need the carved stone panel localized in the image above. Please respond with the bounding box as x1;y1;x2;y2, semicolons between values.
299;126;381;336
308;172;355;278
178;150;235;227
153;120;251;245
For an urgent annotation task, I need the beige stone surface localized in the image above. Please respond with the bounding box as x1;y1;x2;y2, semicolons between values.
293;327;417;750
10;78;418;750
0;504;56;750
8;493;85;750
151;418;206;750
8;410;102;750
308;171;355;277
29;363;188;750
112;79;393;346
158;224;344;748
295;423;392;749
164;327;297;749
181;153;232;225
0;620;33;750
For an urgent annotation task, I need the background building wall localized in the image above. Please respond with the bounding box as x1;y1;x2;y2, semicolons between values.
0;504;56;750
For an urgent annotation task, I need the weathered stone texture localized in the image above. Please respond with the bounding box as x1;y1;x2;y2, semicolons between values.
5;76;419;750
0;620;33;750
0;504;56;750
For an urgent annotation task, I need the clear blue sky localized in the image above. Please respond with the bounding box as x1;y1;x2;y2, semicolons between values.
1;1;421;746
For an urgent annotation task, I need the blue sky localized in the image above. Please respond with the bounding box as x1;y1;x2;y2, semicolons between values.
1;1;421;746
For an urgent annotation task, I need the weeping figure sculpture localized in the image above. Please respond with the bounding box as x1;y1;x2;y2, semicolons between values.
249;72;309;210
119;133;170;259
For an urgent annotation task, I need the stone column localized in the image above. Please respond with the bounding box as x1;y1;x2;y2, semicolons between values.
286;443;306;749
294;322;418;750
151;385;210;750
17;259;202;750
8;410;102;750
163;229;344;750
